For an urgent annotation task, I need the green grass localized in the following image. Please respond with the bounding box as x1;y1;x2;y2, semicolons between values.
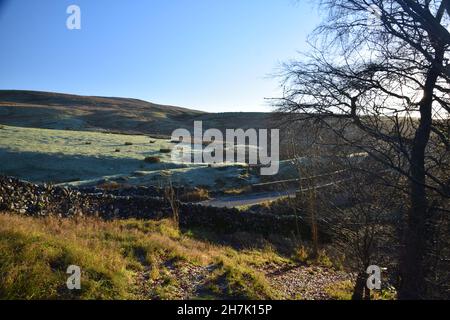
325;280;397;300
0;125;170;161
325;280;354;300
205;257;279;300
0;125;258;190
0;216;132;299
0;213;290;300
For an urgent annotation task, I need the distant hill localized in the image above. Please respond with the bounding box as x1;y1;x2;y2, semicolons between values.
0;90;206;135
0;90;276;136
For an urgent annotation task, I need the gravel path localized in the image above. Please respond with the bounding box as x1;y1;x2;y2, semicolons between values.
134;260;352;300
263;264;352;300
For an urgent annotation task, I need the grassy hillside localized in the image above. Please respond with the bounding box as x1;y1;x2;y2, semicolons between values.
0;212;300;300
0;125;258;187
0;90;204;135
0;90;276;136
0;212;357;300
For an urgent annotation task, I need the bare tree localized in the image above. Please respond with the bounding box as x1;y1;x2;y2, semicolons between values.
321;162;402;300
277;0;450;299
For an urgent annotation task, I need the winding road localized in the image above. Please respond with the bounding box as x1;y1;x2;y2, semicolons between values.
199;176;355;208
199;189;297;208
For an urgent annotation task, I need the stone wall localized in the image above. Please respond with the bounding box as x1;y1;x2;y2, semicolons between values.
0;176;323;239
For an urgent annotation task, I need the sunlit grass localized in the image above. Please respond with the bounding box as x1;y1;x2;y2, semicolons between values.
0;213;288;300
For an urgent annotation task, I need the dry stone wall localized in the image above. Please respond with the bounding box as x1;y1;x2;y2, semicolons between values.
0;176;321;239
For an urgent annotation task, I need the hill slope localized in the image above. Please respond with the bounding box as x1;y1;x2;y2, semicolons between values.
0;212;351;300
0;90;206;135
0;90;276;136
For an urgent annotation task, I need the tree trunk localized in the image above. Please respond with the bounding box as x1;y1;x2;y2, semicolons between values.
400;179;429;299
352;272;367;300
398;46;444;300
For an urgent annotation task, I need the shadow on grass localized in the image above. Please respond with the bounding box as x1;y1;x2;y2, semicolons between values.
182;225;303;259
0;149;146;183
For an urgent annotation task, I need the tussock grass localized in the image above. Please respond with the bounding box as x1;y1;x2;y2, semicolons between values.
292;246;334;268
0;214;132;299
0;213;287;300
206;257;279;300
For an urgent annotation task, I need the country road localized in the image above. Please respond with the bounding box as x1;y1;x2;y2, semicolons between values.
199;178;354;208
199;189;297;208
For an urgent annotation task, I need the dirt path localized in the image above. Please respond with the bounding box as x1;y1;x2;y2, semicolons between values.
134;260;351;300
134;261;214;300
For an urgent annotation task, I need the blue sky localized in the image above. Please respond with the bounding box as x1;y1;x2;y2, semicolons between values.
0;0;321;112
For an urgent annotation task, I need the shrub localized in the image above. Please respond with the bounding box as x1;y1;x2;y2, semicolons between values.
294;245;310;264
179;188;210;202
293;246;334;268
96;181;122;190
144;156;161;164
159;148;171;154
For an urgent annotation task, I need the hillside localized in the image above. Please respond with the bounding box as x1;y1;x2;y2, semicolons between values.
0;212;352;300
0;90;277;136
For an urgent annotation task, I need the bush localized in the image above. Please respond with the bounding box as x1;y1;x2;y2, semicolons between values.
159;148;171;154
96;181;122;190
144;156;161;164
292;246;334;268
179;188;210;202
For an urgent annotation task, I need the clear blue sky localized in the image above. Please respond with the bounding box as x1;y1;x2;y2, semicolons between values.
0;0;321;112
